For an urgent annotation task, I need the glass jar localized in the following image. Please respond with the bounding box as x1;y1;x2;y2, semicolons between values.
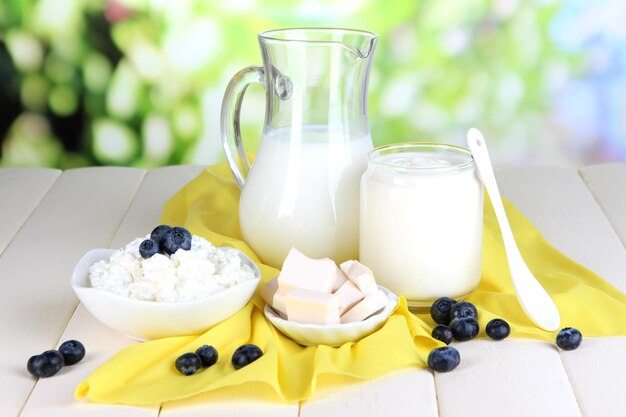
359;143;483;307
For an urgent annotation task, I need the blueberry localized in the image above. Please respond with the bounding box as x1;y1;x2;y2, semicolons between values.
27;350;64;378
162;227;192;255
427;346;461;372
449;301;478;321
556;327;582;351
175;352;202;376
150;225;172;245
139;239;160;259
486;318;511;341
196;345;218;368
430;297;457;325
58;340;85;365
449;317;479;341
231;344;263;370
431;325;453;345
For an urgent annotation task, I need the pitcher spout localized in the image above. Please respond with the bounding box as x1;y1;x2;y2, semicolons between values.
344;35;377;59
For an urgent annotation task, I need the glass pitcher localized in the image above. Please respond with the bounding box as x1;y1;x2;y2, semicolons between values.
221;28;378;268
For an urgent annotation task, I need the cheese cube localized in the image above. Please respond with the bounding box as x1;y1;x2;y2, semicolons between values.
334;281;365;315
332;266;349;292
260;277;287;316
260;277;279;305
340;290;388;323
284;288;340;325
277;247;337;294
272;292;288;319
340;260;378;295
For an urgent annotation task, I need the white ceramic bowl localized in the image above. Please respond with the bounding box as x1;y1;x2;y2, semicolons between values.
71;248;261;341
264;286;398;347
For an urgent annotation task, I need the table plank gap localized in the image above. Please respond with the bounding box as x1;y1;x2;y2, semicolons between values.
435;340;582;417
496;166;626;293
433;371;442;417
558;337;626;417
578;164;626;249
556;349;586;417
0;168;61;256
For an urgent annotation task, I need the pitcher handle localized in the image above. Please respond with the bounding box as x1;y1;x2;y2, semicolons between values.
220;65;264;188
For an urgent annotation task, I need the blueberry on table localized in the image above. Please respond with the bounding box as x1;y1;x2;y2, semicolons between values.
139;239;160;259
58;340;85;365
449;317;479;341
175;352;202;376
427;346;461;372
431;325;453;345
486;318;511;341
449;301;478;321
27;350;64;378
150;225;172;245
196;345;218;368
430;297;457;325
162;227;192;255
556;327;582;351
231;344;263;370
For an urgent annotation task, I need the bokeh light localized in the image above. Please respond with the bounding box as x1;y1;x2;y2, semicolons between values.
0;0;624;168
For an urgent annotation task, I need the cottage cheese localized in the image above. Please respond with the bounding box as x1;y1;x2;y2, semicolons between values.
89;235;255;302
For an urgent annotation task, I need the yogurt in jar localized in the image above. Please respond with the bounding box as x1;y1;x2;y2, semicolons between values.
359;143;483;306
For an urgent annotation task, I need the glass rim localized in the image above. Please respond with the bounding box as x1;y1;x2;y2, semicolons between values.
258;28;378;57
259;27;378;41
368;142;475;173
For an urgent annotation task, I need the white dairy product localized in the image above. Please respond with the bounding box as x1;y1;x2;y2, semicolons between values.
89;235;255;302
239;125;373;268
359;145;483;305
277;247;337;294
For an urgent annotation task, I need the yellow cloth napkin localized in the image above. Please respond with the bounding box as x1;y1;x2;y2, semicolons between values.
76;161;626;405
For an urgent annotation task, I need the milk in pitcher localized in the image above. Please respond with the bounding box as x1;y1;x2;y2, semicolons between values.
240;126;373;268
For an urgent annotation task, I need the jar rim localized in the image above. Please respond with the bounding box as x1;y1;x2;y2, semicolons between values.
368;142;475;173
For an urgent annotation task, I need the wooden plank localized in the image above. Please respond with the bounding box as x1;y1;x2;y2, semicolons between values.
300;369;438;417
17;304;157;417
18;167;205;417
436;340;581;417
109;164;297;417
497;166;626;293
579;164;626;248
558;337;626;417
0;168;60;255
565;164;626;417
471;166;626;417
23;166;286;417
0;167;146;417
161;384;297;417
108;166;206;248
299;167;601;417
15;164;626;417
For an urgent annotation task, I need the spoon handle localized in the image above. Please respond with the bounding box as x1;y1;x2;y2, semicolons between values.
466;128;520;260
467;128;560;331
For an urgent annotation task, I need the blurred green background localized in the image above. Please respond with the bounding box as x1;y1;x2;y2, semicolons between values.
1;0;625;169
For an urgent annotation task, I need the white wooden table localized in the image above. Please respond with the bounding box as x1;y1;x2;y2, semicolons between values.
2;164;626;417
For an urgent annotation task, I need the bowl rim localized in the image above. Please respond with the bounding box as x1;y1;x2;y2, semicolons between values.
72;247;261;306
263;285;398;329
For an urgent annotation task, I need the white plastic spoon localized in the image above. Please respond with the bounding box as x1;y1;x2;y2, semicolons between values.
467;128;561;331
